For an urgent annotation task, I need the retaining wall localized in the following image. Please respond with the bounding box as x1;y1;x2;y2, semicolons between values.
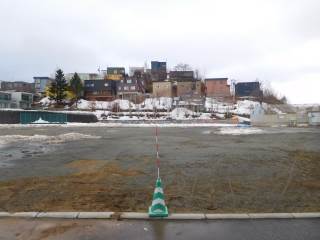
0;110;98;124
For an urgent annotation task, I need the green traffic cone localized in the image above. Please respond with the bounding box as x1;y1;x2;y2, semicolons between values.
148;177;169;217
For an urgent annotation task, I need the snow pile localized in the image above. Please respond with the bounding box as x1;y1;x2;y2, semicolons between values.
198;113;212;120
93;110;110;120
113;99;135;110
40;97;55;106
237;116;251;123
231;100;260;115
138;97;172;110
77;99;135;111
205;98;232;113
77;99;98;109
170;108;194;120
76;97;173;111
218;127;263;135
214;113;225;119
205;98;261;116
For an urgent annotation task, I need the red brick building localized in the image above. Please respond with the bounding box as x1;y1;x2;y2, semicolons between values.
205;78;230;97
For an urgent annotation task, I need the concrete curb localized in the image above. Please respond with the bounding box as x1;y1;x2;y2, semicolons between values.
206;214;250;219
248;213;293;219
78;212;114;219
37;212;79;219
0;212;319;220
292;213;320;218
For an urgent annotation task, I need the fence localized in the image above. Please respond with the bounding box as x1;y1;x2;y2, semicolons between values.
20;111;67;124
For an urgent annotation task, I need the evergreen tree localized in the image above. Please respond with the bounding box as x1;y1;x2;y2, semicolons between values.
49;69;67;105
69;72;83;108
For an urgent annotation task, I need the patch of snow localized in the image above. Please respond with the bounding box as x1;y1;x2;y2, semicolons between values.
170;108;194;120
0;133;101;148
231;100;260;115
237;116;251;123
138;97;172;110
218;127;264;135
214;113;225;119
31;117;50;124
202;130;211;134
39;97;55;106
198;113;212;120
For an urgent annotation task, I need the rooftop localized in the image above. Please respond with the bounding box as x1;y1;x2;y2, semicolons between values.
205;78;228;81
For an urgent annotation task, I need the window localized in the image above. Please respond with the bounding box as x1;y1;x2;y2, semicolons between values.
21;94;30;102
127;79;132;84
124;86;129;90
130;86;135;90
86;83;94;87
104;83;109;87
118;87;122;91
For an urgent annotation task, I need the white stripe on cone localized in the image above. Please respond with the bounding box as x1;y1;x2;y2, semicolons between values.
152;198;165;206
153;209;165;213
154;187;164;194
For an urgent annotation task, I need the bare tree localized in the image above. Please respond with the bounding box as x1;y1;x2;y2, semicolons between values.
259;79;287;104
174;63;192;71
194;68;204;80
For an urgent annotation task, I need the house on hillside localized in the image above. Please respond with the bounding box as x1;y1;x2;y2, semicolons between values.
205;78;230;98
169;71;194;82
250;104;306;126
84;79;117;101
129;67;144;77
235;82;262;99
65;73;100;83
106;67;125;81
0;91;33;109
34;77;53;96
0;92;13;108
152;81;173;97
1;81;34;93
117;77;145;102
175;80;203;98
151;61;167;81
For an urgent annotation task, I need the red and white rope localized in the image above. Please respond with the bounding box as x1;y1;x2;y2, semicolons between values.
155;125;160;178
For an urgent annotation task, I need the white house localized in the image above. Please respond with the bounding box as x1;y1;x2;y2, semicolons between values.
10;92;33;109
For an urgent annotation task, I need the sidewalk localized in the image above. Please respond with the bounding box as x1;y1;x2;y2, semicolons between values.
0;217;319;240
1;211;320;219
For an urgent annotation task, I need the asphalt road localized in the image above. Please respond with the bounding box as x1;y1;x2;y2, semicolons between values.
0;218;319;240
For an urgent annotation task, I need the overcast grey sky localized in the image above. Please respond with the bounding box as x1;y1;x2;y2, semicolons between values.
0;0;319;103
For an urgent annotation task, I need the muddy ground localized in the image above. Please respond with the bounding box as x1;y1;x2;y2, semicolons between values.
0;126;319;213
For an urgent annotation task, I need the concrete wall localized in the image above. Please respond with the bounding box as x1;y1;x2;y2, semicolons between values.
0;111;20;124
251;113;301;126
308;112;320;126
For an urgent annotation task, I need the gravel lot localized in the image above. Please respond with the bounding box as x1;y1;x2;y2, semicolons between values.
0;126;319;212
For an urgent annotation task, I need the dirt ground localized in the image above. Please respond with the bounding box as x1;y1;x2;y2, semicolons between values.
0;127;319;213
0;150;319;213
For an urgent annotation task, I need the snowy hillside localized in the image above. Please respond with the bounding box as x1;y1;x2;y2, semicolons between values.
38;96;274;121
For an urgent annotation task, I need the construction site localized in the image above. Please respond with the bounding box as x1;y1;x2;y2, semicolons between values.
0;126;319;213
